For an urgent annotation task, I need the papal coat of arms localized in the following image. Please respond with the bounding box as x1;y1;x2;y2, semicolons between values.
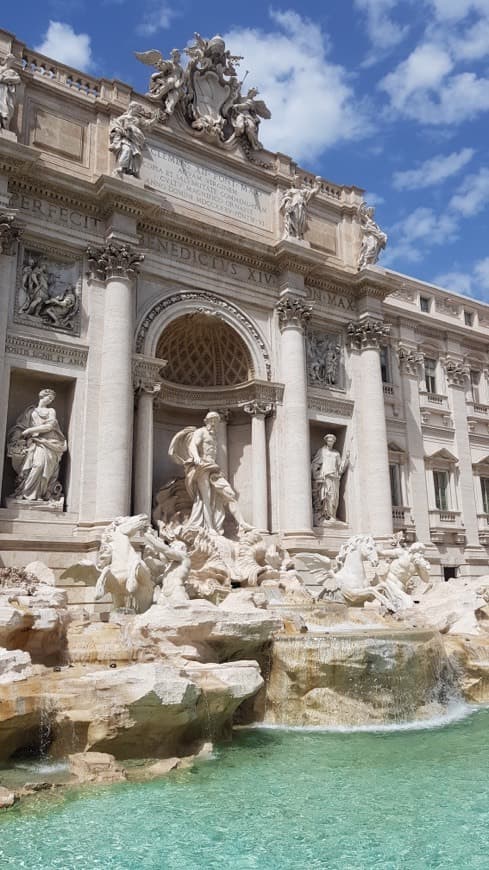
135;33;271;158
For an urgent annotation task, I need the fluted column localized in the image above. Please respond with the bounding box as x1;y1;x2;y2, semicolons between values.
348;317;393;538
397;345;431;542
87;243;144;520
444;358;480;549
243;401;273;532
277;295;313;533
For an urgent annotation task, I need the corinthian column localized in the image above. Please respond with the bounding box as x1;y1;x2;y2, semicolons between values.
87;242;144;520
0;213;23;500
276;295;313;534
133;379;161;519
397;345;431;542
348;317;393;538
243;401;273;532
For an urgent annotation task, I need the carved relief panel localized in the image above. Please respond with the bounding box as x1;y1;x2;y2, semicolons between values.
306;328;343;389
15;246;82;335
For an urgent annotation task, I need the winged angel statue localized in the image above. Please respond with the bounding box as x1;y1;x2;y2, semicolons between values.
135;33;271;154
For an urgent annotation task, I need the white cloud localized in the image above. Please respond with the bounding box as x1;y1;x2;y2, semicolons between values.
383;205;459;264
433;257;489;299
429;0;489;21
136;3;176;36
366;192;385;206
354;0;409;52
380;42;453;109
224;10;370;163
392;148;474;190
35;21;93;70
449;167;489;216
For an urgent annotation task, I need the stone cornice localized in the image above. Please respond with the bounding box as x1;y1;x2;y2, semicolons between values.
5;332;88;367
307;393;354;418
132;355;167;392
155;378;283;411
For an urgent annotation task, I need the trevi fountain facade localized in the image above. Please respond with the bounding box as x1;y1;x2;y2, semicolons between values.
1;24;489;865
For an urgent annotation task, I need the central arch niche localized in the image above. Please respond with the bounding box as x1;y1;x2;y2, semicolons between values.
155;313;254;387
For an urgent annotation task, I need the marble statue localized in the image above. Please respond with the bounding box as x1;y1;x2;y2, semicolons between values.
20;256;50;316
311;434;349;524
169;411;252;535
7;389;67;505
0;54;21;131
143;526;191;605
41;285;79;329
109;102;159;178
134;49;185;119
376;542;431;612
135;32;271;155
64;515;155;613
295;535;390;607
357;201;387;270
229;88;271;151
280;176;322;240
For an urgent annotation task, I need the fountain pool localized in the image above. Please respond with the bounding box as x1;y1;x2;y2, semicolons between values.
1;706;488;869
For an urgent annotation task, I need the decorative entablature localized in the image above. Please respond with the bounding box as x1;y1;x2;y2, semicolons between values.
155;378;283;412
5;332;88;368
307;392;354;418
384;272;489;335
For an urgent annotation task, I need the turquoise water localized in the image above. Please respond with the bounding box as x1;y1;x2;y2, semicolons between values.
2;709;489;869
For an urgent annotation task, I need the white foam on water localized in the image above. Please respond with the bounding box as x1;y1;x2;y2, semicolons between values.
13;760;69;774
242;701;478;734
304;622;384;634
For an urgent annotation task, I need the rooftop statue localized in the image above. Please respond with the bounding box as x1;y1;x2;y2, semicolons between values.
357;201;388;270
109;101;159;178
135;33;271;157
280;175;322;240
0;54;21;132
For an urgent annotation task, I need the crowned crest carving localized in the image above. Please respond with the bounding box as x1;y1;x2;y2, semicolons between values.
136;33;271;157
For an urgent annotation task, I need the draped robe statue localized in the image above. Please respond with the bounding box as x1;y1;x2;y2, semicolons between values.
7;388;67;504
169;411;252;535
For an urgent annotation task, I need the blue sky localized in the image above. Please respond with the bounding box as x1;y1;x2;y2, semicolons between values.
3;0;489;301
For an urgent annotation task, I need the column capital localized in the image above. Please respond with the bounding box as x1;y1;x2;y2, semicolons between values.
276;295;312;331
397;343;424;377
243;401;274;418
86;241;144;281
442;355;470;387
347;317;390;350
0;211;23;255
132;356;167;395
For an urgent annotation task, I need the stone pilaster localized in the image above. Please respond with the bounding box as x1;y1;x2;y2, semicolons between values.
276;294;313;534
243;401;274;532
87;242;144;520
442;357;480;551
348;317;393;538
0;212;22;500
397;344;431;542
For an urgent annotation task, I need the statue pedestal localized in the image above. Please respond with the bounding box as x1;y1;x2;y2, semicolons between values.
5;496;64;512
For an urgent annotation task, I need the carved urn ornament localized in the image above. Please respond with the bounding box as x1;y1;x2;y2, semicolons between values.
135;33;271;157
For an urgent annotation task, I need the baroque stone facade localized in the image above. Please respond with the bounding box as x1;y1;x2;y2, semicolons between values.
0;24;489;597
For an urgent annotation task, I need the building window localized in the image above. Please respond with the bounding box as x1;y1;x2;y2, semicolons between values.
470;369;481;403
380;346;390;384
389;464;402;506
444;566;458;582
433;470;449;511
420;296;431;313
464;310;474;327
481;477;489;514
424;357;437;394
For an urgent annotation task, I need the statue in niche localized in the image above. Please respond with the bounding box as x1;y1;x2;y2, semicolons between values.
0;55;21;131
169;411;253;535
18;250;80;333
229;87;271;151
311;434;349;524
357;201;387;270
307;332;342;387
7;388;67;506
134;49;186;119
280;176;322;240
109;101;159;178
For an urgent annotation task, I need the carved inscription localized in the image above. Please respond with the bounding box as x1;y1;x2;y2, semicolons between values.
308;285;356;313
9;193;101;233
141;233;277;287
141;146;271;229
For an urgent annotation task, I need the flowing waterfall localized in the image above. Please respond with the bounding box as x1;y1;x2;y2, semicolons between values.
264;629;461;727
